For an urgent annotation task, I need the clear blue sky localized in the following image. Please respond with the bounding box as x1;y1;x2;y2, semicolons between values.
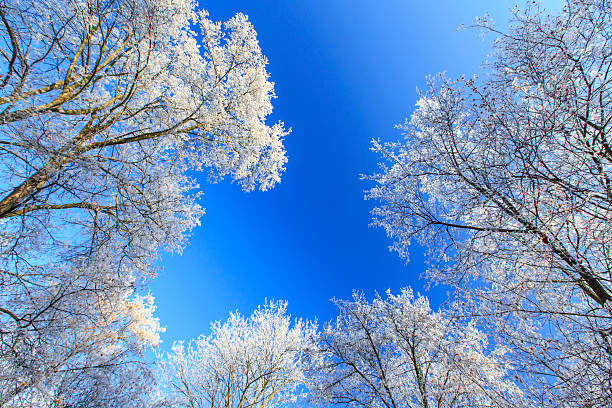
150;0;563;348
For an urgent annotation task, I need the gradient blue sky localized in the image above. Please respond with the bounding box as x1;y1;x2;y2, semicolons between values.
150;0;563;348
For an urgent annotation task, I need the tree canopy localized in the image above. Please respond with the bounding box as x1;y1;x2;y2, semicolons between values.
2;0;611;407
0;0;287;405
368;0;612;404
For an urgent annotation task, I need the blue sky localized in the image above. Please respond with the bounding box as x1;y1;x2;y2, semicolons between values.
150;0;563;348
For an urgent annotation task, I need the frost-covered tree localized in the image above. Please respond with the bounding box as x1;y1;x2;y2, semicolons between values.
308;289;521;408
367;0;612;405
0;0;287;404
36;358;155;408
0;292;161;408
156;301;315;408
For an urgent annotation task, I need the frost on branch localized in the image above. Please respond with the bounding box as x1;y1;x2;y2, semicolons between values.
366;0;612;405
156;300;315;408
307;289;521;408
0;0;287;405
